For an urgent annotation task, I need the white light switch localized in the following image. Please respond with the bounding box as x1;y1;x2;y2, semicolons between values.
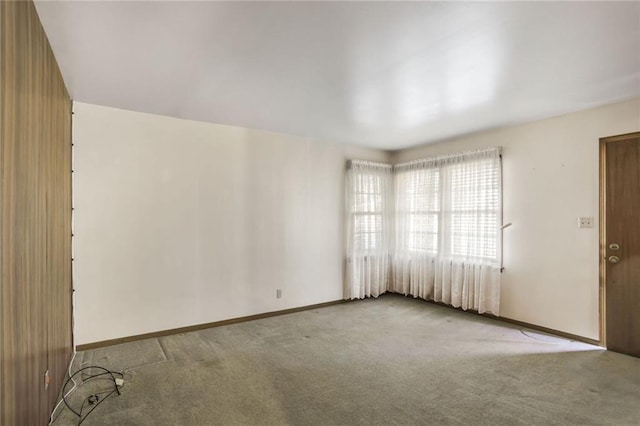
578;217;593;228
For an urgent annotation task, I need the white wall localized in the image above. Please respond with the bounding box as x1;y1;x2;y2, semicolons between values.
393;98;640;340
75;98;640;345
72;102;389;345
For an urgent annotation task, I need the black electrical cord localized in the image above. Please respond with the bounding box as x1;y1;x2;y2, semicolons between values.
77;388;119;425
51;373;126;424
57;366;125;424
62;366;122;415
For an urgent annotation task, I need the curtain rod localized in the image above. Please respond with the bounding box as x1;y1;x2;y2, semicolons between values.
347;159;393;169
394;146;502;170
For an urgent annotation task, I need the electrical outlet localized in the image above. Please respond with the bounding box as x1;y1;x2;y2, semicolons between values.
578;217;593;228
276;289;282;299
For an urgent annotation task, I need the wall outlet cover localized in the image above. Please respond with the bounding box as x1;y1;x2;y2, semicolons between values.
578;217;594;228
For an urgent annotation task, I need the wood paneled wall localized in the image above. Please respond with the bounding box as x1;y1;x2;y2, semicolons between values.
1;1;73;424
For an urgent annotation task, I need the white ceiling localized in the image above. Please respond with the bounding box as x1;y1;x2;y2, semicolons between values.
35;1;640;150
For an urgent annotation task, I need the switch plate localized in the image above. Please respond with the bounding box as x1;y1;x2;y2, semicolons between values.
578;217;593;228
276;289;282;299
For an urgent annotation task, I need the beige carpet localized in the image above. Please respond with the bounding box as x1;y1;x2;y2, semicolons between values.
52;294;640;425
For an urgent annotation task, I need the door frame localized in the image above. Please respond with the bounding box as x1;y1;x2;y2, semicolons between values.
599;131;640;347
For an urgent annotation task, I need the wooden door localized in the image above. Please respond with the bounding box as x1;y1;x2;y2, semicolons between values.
601;132;640;357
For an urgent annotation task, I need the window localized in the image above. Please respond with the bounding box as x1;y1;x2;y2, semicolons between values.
352;173;384;252
345;160;393;300
395;148;501;263
395;168;440;254
448;157;500;260
346;161;393;255
345;149;501;313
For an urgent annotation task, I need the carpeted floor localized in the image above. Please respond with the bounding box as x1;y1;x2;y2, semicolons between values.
52;294;640;425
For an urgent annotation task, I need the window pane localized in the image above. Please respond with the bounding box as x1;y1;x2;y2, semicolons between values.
354;194;382;213
451;213;497;258
402;168;440;212
450;159;499;211
407;213;438;253
354;214;382;234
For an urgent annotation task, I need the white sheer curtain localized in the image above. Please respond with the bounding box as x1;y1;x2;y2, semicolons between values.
345;160;393;299
392;147;502;315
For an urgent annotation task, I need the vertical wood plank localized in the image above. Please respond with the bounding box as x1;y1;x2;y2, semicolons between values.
1;1;73;424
